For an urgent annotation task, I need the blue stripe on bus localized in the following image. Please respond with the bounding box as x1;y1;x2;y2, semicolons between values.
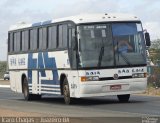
41;86;60;89
28;70;32;84
28;52;60;87
28;53;37;69
43;52;59;85
41;93;60;96
41;80;60;85
29;85;60;88
41;89;61;93
43;52;57;68
39;70;46;78
41;93;60;95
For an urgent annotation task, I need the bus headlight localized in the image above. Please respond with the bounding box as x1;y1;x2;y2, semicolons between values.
81;76;99;82
132;73;147;78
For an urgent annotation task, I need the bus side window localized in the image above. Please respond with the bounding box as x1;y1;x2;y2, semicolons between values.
58;24;68;49
39;27;47;50
22;30;29;51
8;33;14;52
30;29;38;50
63;25;68;48
14;32;21;52
58;25;63;48
17;32;21;52
48;26;57;49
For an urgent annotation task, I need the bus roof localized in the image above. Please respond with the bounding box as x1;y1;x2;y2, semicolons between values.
9;13;140;31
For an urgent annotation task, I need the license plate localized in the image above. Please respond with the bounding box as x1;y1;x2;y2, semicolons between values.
110;85;121;90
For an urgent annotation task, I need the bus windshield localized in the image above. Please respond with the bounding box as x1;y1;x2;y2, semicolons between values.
78;22;146;68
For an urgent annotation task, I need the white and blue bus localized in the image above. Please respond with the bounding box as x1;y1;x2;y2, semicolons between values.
8;13;150;104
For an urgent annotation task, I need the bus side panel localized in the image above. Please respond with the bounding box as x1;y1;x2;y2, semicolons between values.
28;51;67;95
9;54;28;93
10;71;16;92
70;71;80;98
9;51;70;95
39;70;61;95
58;70;79;98
9;71;28;93
30;70;38;94
8;55;17;92
16;71;28;93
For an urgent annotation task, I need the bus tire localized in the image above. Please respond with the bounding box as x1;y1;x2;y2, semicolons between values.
23;78;33;101
34;94;41;100
117;94;130;103
63;78;73;105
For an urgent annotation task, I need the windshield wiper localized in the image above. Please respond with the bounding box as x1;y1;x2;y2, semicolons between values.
97;45;104;68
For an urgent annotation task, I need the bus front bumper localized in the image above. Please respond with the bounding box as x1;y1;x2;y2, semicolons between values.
77;78;147;98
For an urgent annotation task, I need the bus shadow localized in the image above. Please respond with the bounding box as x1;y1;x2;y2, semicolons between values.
17;96;147;106
68;98;147;106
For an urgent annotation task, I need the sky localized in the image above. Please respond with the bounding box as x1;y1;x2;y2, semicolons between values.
0;0;160;61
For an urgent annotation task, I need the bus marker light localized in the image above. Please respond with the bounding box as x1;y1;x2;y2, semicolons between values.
81;77;86;82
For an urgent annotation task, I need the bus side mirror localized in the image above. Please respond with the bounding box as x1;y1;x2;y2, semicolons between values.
145;32;151;46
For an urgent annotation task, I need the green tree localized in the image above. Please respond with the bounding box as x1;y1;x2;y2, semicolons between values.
149;39;160;65
148;39;160;87
0;61;7;79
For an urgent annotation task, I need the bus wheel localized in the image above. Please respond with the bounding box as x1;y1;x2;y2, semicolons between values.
23;78;32;101
63;78;72;105
117;94;130;103
34;94;41;100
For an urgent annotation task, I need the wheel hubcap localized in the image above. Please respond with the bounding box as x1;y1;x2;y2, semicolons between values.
24;85;28;97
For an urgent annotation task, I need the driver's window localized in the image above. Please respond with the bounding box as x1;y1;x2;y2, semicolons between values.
114;36;134;53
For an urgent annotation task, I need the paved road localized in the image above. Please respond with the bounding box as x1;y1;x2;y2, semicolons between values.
0;87;160;118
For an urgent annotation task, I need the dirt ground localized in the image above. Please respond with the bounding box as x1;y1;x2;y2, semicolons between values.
0;108;46;117
0;80;10;85
144;87;160;96
0;108;90;123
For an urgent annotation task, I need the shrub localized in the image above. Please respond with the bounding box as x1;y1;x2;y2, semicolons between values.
0;61;7;79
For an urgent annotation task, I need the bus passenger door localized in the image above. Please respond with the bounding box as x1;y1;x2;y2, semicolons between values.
70;71;79;97
68;27;79;97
